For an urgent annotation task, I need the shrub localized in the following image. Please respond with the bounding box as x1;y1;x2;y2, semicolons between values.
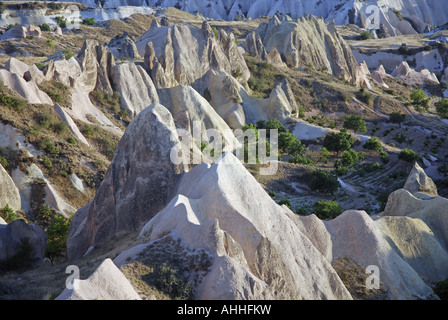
278;199;292;210
42;156;53;170
63;49;75;60
341;149;358;167
211;26;219;38
67;137;77;145
288;155;314;166
0;204;18;223
322;129;354;154
40;137;59;157
435;98;448;118
398;148;420;162
0;93;27;112
343;115;367;133
359;31;371;40
410;89;430;111
357;87;375;106
39;23;51;32
389;112;406;125
81;17;96;26
47;39;54;48
363;137;383;153
55;16;67;28
309;169;341;195
0;156;9;171
313;200;342;220
45;215;71;264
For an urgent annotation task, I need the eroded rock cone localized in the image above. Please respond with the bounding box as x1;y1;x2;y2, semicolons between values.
67;104;189;260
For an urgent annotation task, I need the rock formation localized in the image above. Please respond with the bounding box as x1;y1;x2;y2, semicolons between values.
256;15;363;85
108;33;141;60
138;21;250;89
0;164;22;213
157;84;239;151
0;69;52;105
0;219;47;269
67;104;190;260
56;258;141;300
117;152;352;300
391;61;440;85
195;70;297;129
111;62;159;117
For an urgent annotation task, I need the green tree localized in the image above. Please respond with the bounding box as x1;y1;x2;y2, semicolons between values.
389;112;406;126
435;98;448;118
322;129;355;154
398;148;420;162
45;215;71;264
313;200;342;220
363;137;383;153
340;149;358;167
343;115;367;133
410;89;430;111
309;169;341;195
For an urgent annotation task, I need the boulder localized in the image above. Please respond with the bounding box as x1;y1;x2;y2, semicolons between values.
67;104;189;260
0;164;22;213
121;153;352;300
56;258;141;300
0;219;47;269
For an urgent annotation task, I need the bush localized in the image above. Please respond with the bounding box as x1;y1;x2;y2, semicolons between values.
389;112;406;125
313;200;342;220
322;129;354;154
341;149;358;167
410;89;430;111
359;31;371;40
278;199;292;210
46;215;71;264
357;87;375;106
42;156;53;170
363;137;383;153
81;17;96;26
398;148;420;162
55;16;67;28
435;98;448;119
309;169;341;195
39;23;51;32
0;93;27;112
0;204;18;223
